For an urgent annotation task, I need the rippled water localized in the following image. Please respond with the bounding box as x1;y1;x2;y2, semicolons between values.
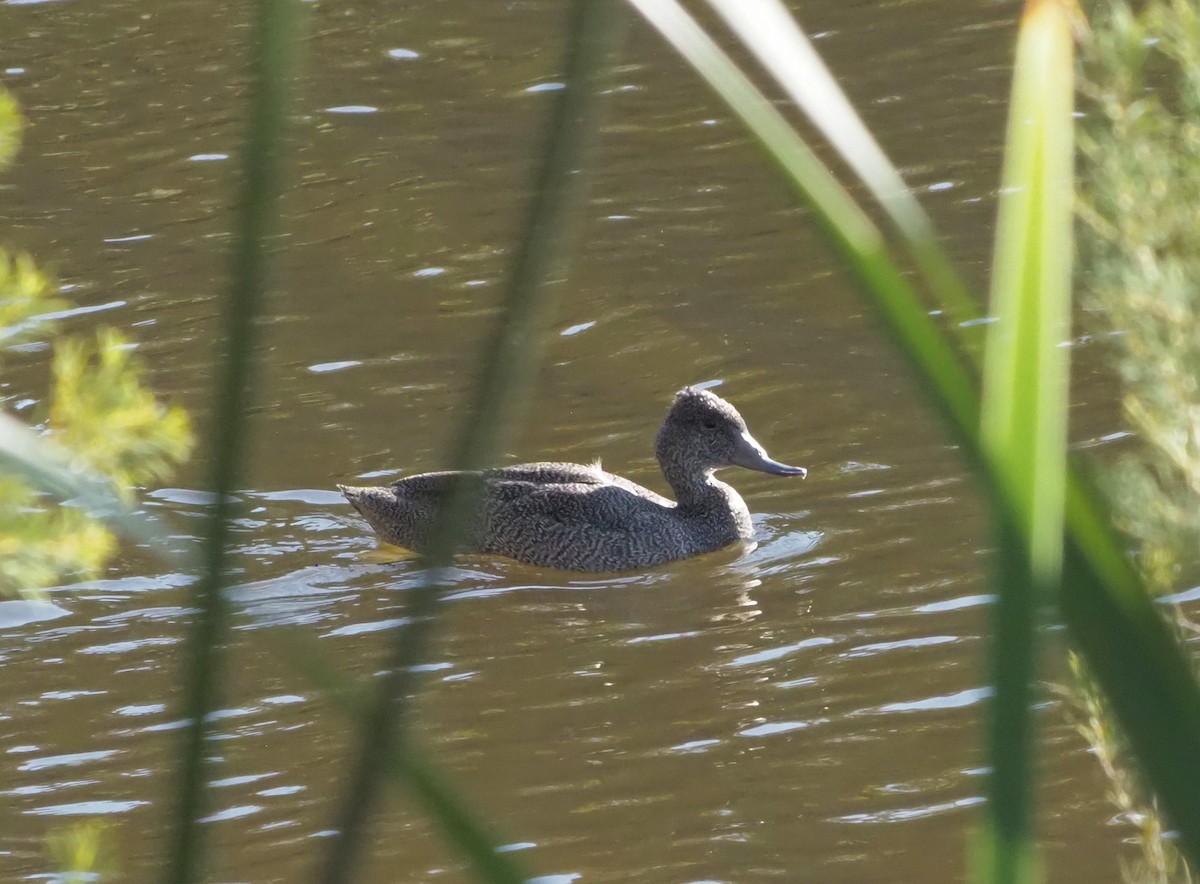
1;0;1134;881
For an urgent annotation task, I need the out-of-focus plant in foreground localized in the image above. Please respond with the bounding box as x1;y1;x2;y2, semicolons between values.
1080;0;1200;593
1069;1;1200;880
44;820;114;884
628;0;1200;881
0;89;192;598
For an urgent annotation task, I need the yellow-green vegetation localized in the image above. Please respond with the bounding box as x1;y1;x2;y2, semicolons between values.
0;88;20;169
44;820;114;883
630;1;1200;881
1067;653;1196;884
49;329;192;494
1081;0;1200;591
1075;1;1200;879
0;90;192;597
0;251;64;339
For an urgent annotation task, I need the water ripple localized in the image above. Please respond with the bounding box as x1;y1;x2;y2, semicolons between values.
840;634;958;659
27;799;148;816
836;795;985;824
874;687;992;715
737;718;828;738
726;636;836;668
19;750;119;772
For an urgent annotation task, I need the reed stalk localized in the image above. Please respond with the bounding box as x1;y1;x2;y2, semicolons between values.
167;0;303;880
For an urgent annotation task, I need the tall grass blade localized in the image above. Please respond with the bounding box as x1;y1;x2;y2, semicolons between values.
702;0;981;332
625;0;981;443
274;630;527;883
384;747;526;884
630;0;1200;868
167;0;303;881
975;2;1074;880
317;3;626;882
981;0;1073;587
1060;473;1200;864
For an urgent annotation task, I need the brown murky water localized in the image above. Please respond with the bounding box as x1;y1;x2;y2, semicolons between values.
1;1;1135;881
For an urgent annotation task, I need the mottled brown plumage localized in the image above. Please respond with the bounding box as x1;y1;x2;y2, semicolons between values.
338;387;806;572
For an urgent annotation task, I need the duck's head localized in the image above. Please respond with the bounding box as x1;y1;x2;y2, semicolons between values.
655;386;807;478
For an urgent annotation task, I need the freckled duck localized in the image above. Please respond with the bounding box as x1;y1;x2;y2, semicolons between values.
338;386;806;572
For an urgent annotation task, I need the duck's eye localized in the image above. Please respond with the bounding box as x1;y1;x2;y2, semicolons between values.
701;419;719;431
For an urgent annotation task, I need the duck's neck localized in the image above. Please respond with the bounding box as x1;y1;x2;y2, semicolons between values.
661;460;752;537
662;461;719;509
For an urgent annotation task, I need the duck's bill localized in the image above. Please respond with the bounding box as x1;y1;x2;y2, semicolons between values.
731;432;808;478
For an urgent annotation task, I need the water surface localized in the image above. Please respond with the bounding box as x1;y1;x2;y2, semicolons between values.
1;0;1133;881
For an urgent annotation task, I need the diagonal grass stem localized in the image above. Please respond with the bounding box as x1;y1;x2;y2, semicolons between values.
632;0;1200;870
703;0;982;333
166;1;304;881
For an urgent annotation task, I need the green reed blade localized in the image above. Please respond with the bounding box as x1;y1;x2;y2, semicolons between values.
270;630;527;884
629;0;1200;870
975;3;1074;880
981;0;1073;585
1061;470;1200;864
702;0;982;335
625;0;982;444
317;3;627;883
384;746;526;884
166;0;303;881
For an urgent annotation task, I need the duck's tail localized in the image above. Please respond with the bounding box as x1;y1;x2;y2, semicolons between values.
337;483;368;515
337;482;431;551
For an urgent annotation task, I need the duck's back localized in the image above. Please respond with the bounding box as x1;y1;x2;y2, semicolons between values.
343;460;708;571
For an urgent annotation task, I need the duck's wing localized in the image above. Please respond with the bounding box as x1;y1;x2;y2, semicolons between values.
494;481;673;533
481;482;688;570
603;474;673;506
493;462;676;505
355;467;672;565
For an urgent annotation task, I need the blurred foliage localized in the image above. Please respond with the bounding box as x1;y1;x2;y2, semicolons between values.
44;819;115;883
1066;652;1196;884
49;329;193;495
0;88;19;169
0;252;65;344
0;88;192;597
0;474;115;598
1075;1;1200;879
1080;0;1200;591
